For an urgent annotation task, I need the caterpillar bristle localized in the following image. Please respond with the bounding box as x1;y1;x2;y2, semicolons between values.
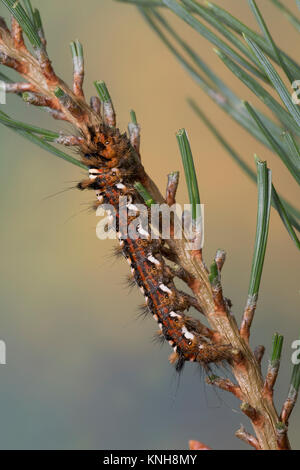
137;303;150;319
169;351;178;364
125;274;136;290
112;245;124;259
77;179;96;190
152;330;166;345
175;354;185;373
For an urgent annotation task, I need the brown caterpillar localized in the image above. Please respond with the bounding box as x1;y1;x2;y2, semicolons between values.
78;141;232;372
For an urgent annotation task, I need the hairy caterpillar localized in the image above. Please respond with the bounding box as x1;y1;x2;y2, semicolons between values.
78;127;232;371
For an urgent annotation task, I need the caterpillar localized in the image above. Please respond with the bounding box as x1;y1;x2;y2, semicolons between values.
78;125;233;372
0;8;233;373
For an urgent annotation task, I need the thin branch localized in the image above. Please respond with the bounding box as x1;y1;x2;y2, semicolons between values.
128;109;141;155
281;386;298;425
240;293;258;342
214;249;226;272
166;171;179;205
70;40;84;98
240;402;262;426
276;422;290;450
94;80;116;127
11;16;26;50
55;135;85;147
263;334;283;401
206;375;243;400
254;345;265;365
189;440;211;450
90;96;101;116
23;92;60;109
240;158;272;342
235;425;261;449
5;82;34;93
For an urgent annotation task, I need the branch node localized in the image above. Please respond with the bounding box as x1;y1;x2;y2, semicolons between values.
240;402;262;425
206;375;243;400
280;385;298;425
128;110;141;155
276;422;290;450
240;293;258;342
215;249;226;272
254;345;265;365
166;171;179;206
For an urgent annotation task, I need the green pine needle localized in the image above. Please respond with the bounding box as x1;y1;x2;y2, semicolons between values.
248;157;272;297
248;0;294;82
130;109;138;125
271;333;284;364
22;0;35;25
205;1;300;79
1;0;42;49
134;182;156;207
94;80;112;103
0;109;59;140
244;101;300;186
161;0;268;82
269;0;300;32
214;48;300;137
176;128;200;222
209;261;219;285
188;99;300;248
243;35;300;128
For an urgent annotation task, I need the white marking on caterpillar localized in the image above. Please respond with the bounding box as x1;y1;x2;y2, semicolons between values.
131;267;135;275
170;311;181;318
159;284;172;295
173;346;177;352
126;257;132;266
144;296;148;304
119;240;124;247
139;286;145;294
89;168;100;180
147;255;160;266
158;323;162;330
95;191;104;203
168;340;174;346
137;225;150;238
182;326;194;340
127;203;139;212
116;183;126;190
153;314;158;321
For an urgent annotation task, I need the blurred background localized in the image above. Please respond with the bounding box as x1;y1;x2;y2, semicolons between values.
0;0;299;450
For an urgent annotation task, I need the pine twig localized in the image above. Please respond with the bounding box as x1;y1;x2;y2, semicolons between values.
263;334;283;401
254;345;265;365
206;375;243;400
189;440;211;450
166;171;179;206
128;109;141;155
235;425;260;450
